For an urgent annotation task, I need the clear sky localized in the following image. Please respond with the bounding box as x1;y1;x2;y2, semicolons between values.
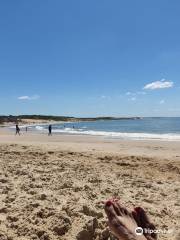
0;0;180;117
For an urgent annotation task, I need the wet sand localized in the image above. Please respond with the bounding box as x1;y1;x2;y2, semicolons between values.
0;130;179;239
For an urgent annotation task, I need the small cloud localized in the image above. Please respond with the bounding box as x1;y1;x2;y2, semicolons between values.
160;99;165;104
100;95;111;100
126;91;146;96
143;79;174;90
129;97;136;101
18;96;30;100
18;95;40;100
101;95;106;99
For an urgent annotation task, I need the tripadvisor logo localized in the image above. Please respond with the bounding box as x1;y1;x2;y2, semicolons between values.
135;227;173;235
135;227;143;236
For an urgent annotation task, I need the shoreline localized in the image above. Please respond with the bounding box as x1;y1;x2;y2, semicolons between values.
4;124;180;142
1;128;180;159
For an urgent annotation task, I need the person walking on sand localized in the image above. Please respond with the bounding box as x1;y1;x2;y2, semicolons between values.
15;124;20;136
48;124;52;136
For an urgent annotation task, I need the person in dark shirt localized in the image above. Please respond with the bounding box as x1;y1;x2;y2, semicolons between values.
15;124;20;136
48;124;52;136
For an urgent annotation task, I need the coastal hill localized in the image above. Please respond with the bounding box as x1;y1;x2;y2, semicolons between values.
0;115;141;125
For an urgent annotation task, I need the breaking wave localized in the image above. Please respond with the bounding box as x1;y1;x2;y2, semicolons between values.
34;126;180;141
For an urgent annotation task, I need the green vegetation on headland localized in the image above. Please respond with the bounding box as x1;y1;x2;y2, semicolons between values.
0;115;141;124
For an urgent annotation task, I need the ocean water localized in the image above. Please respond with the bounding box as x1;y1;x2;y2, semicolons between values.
27;117;180;141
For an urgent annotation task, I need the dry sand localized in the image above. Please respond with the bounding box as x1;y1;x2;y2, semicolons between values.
0;130;180;240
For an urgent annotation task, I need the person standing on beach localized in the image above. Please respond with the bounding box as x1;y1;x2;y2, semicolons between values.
48;124;52;136
15;124;20;136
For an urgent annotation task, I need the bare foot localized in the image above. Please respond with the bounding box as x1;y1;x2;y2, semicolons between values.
104;199;156;240
132;207;157;240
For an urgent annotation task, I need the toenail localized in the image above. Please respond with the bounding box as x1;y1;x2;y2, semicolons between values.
135;207;143;213
106;201;112;207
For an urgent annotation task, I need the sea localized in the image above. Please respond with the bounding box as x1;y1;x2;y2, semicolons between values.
20;117;180;141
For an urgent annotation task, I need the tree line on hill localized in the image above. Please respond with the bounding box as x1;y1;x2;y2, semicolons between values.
0;115;141;124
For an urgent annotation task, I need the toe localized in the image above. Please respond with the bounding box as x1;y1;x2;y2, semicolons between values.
115;201;131;216
132;210;141;226
134;207;151;227
134;207;157;240
112;202;123;216
105;200;118;220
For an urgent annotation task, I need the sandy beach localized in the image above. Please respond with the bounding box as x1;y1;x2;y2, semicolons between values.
0;129;179;240
1;0;180;239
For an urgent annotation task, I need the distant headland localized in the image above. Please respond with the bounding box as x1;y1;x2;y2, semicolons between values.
0;115;142;125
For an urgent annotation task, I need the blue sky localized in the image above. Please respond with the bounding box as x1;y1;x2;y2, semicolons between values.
0;0;180;117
